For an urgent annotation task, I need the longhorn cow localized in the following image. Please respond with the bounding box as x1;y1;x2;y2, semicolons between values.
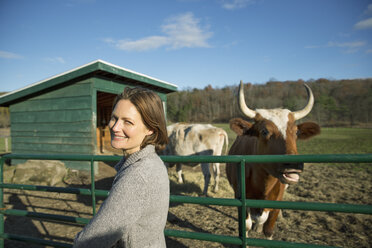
164;123;228;196
226;81;320;239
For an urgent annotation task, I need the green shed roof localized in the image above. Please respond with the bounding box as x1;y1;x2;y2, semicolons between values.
0;60;178;106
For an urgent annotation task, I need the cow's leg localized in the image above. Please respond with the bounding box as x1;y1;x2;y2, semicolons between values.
201;163;211;196
176;164;183;183
251;210;269;234
246;210;253;237
212;163;220;192
263;209;280;239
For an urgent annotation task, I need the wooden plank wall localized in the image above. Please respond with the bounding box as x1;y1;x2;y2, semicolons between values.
10;80;96;169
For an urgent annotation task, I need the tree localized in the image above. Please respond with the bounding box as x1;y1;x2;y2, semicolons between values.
166;78;372;127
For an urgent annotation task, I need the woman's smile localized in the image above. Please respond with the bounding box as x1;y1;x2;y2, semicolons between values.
112;135;127;140
108;99;153;155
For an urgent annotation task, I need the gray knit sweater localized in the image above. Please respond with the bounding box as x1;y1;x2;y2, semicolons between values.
73;145;170;248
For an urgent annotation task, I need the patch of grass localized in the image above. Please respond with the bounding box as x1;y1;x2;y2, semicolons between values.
213;123;237;151
0;136;11;153
214;123;372;155
297;127;372;154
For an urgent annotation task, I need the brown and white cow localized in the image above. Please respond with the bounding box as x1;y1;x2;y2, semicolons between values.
164;123;228;195
226;81;320;239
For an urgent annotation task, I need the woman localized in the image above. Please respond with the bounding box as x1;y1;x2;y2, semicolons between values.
73;87;169;248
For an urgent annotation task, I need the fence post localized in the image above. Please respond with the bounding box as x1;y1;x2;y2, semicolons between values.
0;157;5;248
90;158;96;216
237;159;247;247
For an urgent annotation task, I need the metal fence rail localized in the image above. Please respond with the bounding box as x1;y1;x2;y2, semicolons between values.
0;153;371;248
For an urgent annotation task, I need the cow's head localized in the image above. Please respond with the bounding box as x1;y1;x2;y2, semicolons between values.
230;81;320;184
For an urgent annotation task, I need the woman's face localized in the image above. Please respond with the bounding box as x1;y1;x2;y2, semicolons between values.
109;99;153;155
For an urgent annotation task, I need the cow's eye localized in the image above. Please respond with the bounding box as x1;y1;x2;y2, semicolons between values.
261;128;270;137
296;129;301;136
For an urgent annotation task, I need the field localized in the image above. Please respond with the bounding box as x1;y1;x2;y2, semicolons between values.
166;126;372;247
0;128;10;154
2;126;372;247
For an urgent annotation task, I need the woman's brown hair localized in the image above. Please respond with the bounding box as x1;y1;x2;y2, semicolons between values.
112;87;168;152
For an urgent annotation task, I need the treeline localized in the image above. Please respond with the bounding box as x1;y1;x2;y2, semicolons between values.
167;78;372;127
0;79;371;128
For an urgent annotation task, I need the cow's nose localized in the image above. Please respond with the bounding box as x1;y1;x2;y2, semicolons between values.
282;162;304;171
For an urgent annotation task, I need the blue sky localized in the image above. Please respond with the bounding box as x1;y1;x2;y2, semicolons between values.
0;0;371;92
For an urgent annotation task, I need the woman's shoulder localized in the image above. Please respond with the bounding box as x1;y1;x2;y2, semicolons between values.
141;152;166;171
116;145;167;179
137;145;164;164
138;152;167;180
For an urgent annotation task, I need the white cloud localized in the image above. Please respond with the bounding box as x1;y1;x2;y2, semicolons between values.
327;41;366;48
106;12;212;52
354;17;372;30
44;57;66;64
221;0;255;10
103;38;115;44
116;36;170;52
365;4;372;15
162;12;212;49
366;49;372;54
327;41;366;54
305;41;366;54
0;50;23;59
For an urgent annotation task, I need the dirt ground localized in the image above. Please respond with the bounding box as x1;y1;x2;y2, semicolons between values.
3;161;372;248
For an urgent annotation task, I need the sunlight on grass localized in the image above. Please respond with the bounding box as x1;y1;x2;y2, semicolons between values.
297;128;372;154
214;123;372;155
0;136;11;153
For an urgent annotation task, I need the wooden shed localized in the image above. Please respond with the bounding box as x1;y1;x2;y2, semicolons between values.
0;60;177;170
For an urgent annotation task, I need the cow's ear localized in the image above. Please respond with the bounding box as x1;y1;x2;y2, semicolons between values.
230;118;253;136
297;122;320;139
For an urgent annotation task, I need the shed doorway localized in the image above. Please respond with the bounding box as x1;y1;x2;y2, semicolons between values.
96;91;118;154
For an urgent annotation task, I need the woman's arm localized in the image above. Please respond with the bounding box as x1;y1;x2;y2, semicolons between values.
73;171;146;248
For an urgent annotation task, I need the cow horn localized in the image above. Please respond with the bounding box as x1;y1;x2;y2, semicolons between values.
238;80;256;118
292;83;314;120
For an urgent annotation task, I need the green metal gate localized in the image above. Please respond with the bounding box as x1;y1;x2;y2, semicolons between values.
0;153;371;248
